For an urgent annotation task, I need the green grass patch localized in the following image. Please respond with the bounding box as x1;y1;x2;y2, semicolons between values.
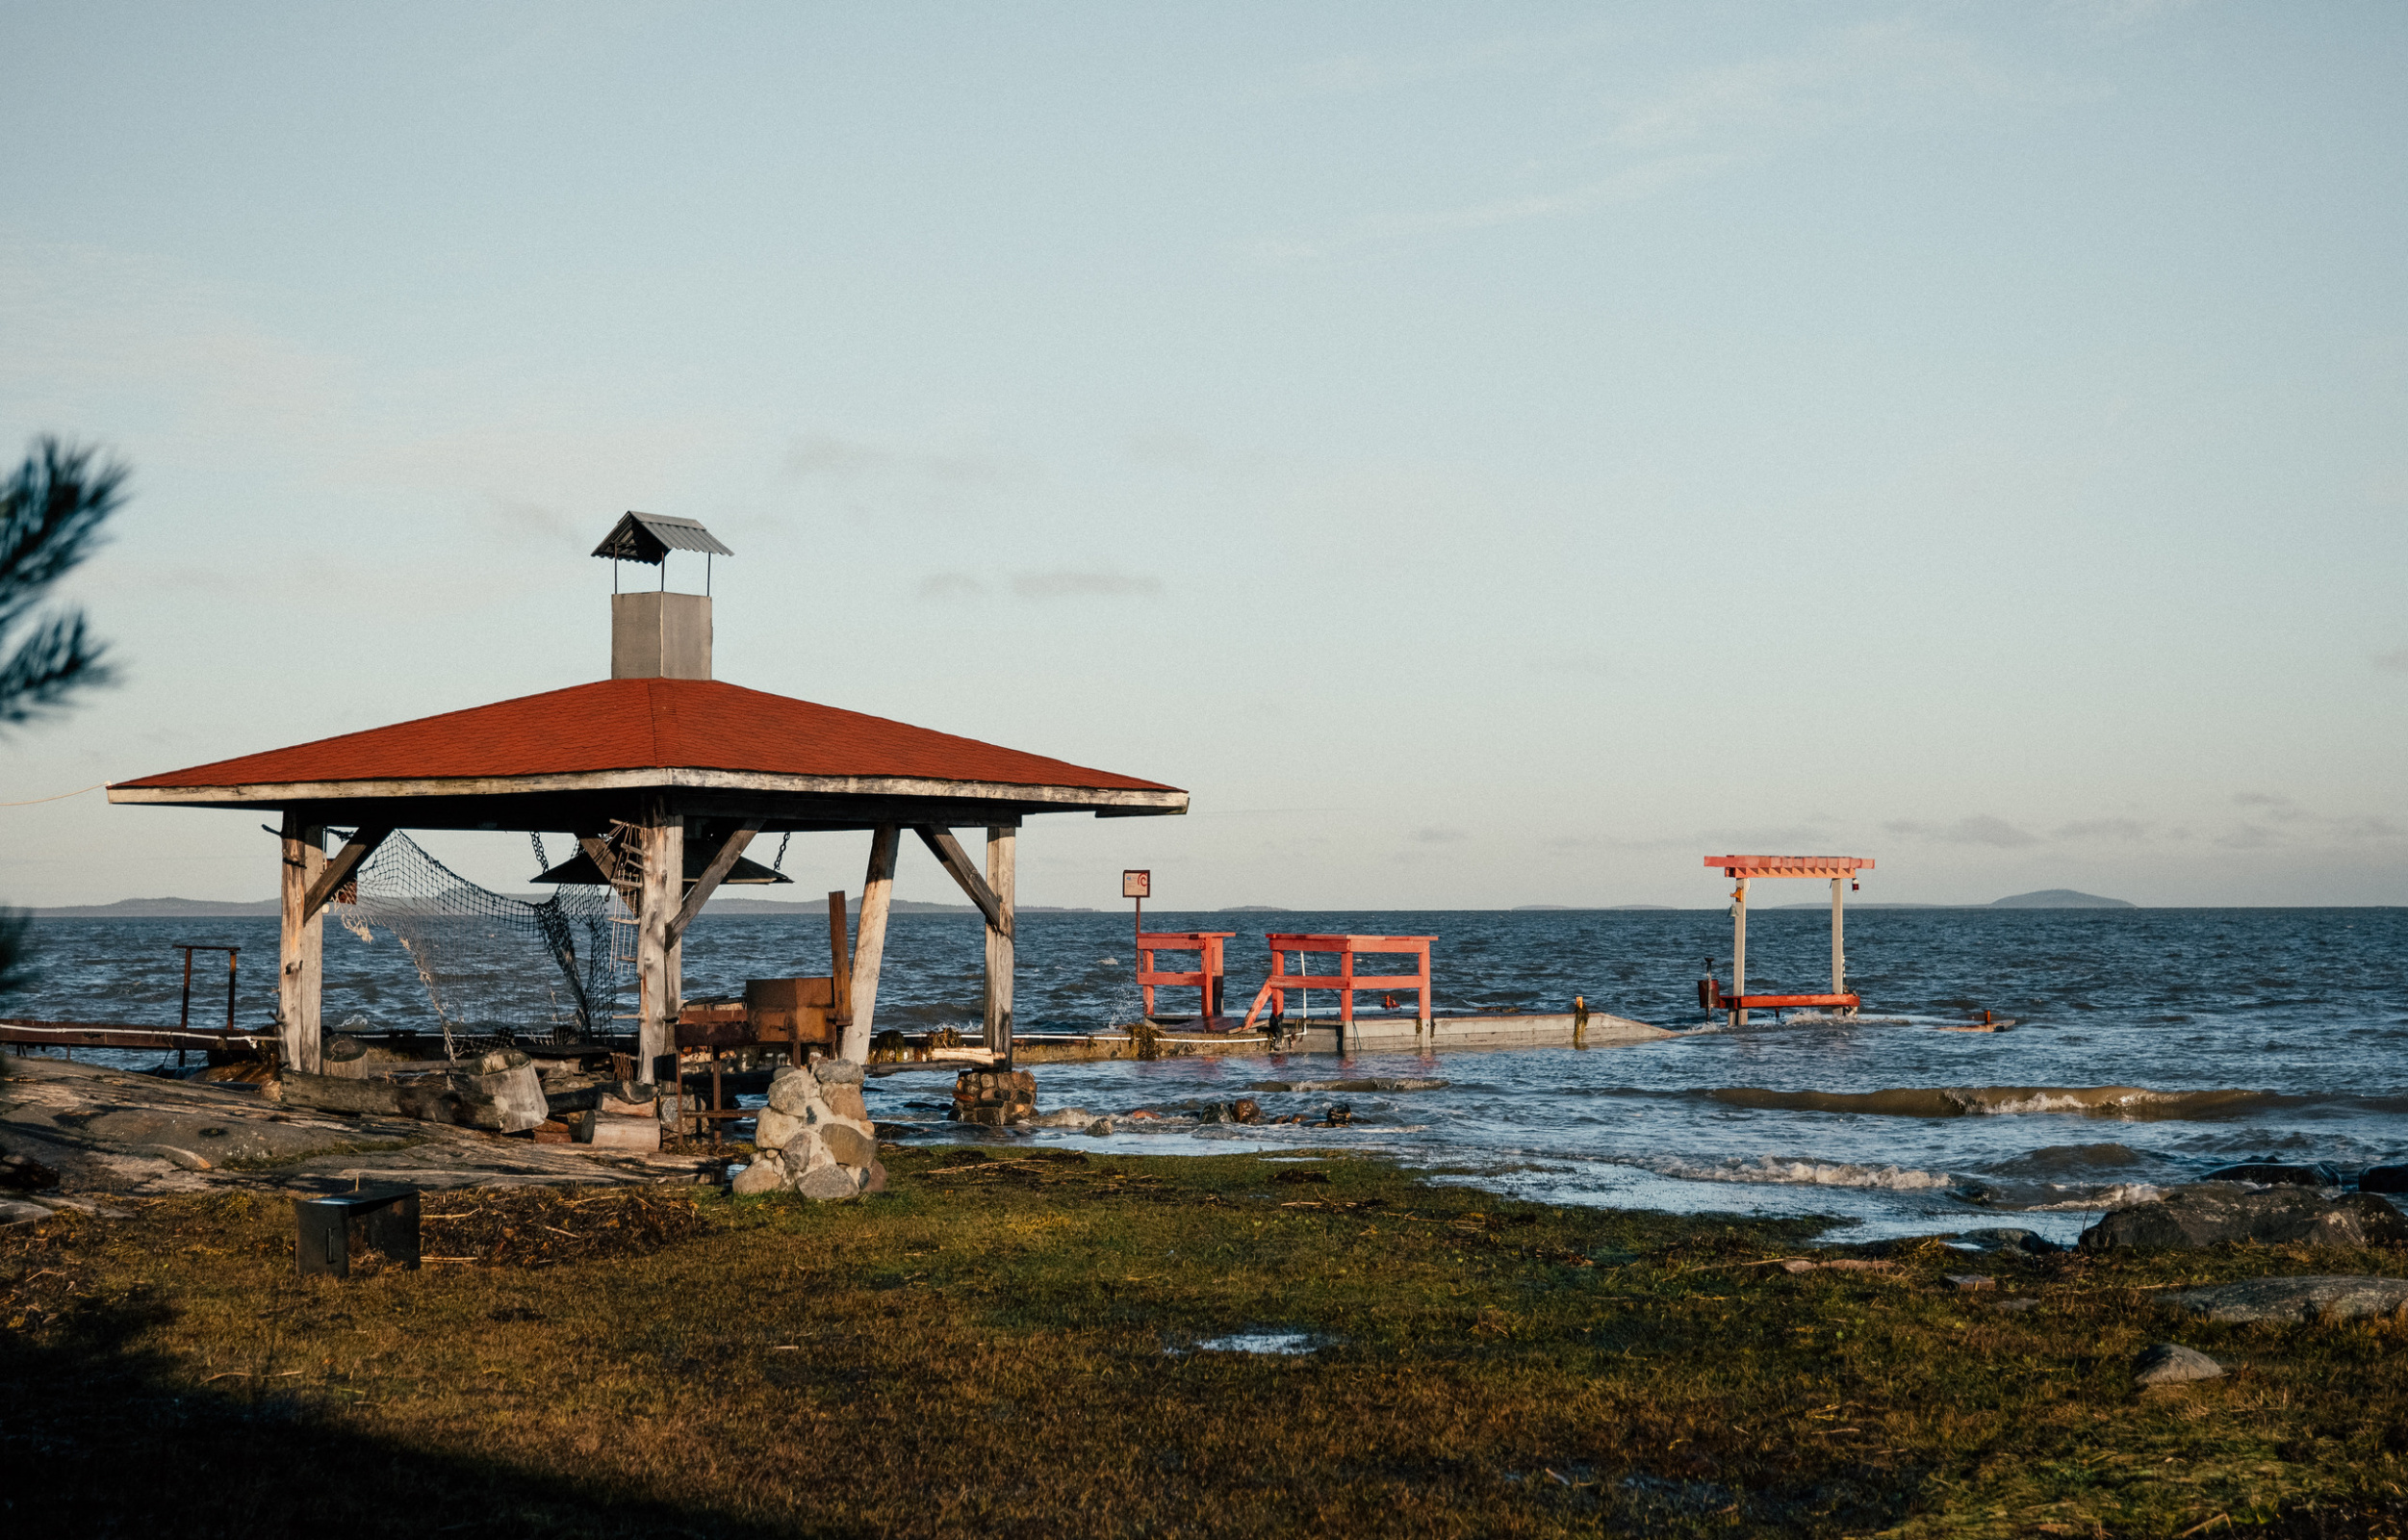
3;1148;2404;1537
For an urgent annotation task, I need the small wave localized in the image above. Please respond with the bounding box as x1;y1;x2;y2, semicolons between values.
1633;1155;1958;1193
1696;1085;2353;1120
1978;1181;2165;1213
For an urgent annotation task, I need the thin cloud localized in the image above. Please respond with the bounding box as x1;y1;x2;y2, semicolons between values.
1241;16;2049;266
1412;827;1469;844
785;432;1032;489
916;570;1165;602
1883;815;2041;849
2055;817;2153;842
1011;571;1163;600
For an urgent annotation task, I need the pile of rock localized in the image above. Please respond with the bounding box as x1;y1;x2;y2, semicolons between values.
954;1069;1037;1126
732;1059;885;1200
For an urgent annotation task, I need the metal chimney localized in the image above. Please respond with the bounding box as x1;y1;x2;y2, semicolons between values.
592;512;732;680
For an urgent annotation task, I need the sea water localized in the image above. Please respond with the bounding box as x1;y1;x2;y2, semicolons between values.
12;907;2405;1242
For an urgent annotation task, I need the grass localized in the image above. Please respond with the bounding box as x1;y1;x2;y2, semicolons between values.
4;1146;2405;1538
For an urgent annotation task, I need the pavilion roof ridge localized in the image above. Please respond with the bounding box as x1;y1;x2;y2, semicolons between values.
109;675;1181;798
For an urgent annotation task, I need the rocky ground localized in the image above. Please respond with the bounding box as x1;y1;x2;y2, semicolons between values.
0;1055;711;1219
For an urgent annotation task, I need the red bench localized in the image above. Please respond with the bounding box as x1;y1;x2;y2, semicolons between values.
1241;934;1434;1034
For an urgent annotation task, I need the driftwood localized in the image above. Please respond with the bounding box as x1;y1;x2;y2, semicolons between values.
279;1065;549;1134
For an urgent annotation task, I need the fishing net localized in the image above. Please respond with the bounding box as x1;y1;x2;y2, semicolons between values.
325;828;635;1060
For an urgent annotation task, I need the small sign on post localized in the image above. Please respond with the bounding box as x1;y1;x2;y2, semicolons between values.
1123;870;1150;995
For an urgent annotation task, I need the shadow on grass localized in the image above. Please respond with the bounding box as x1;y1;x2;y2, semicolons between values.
2;1293;838;1540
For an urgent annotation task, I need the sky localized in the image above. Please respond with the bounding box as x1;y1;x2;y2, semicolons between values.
2;1;2404;911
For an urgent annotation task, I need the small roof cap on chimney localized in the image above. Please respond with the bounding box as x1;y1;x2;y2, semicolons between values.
592;511;733;566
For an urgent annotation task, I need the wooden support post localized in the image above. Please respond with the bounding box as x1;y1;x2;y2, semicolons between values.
983;826;1015;1056
1730;876;1749;1028
278;813;325;1074
828;889;853;1024
1831;876;1845;1001
842;825;899;1063
634;808;683;1083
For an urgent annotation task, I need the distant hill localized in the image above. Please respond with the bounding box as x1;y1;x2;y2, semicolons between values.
31;897;280;918
1988;889;2134;910
679;898;1098;916
1219;905;1294;912
29;895;1098;920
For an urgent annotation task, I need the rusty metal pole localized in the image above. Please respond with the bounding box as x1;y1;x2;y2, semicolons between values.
1731;878;1749;1028
178;946;194;1066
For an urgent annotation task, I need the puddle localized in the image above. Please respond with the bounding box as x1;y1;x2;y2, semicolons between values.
1181;1330;1321;1355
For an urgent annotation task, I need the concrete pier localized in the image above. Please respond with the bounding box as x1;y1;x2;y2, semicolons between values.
1002;1010;1670;1065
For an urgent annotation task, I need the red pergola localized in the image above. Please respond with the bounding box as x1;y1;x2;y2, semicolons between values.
1703;855;1875;1025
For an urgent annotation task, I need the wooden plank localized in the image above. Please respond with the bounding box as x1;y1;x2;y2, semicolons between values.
279;813;325;1075
827;890;853;1023
1704;855;1875;877
300;826;390;920
912;825;1003;930
842;825;899;1063
984;825;1015;1054
634;809;682;1082
667;819;761;943
0;1021;275;1050
578;833;634;903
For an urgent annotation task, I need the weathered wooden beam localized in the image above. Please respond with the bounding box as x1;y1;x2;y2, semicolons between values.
842;825;899;1063
913;825;1004;933
634;809;683;1083
983;826;1015;1055
278;813;326;1075
827;889;853;1024
667;819;760;944
300;826;391;921
109;769;1189;814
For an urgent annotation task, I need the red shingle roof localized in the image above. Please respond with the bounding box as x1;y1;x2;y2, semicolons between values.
113;679;1177;794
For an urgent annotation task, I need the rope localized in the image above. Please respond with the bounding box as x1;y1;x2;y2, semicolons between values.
0;782;105;807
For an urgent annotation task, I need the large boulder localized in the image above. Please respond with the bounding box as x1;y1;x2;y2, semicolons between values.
2201;1161;2342;1187
730;1159;785;1196
820;1123;877;1168
797;1164;866;1201
765;1065;815;1116
754;1107;807;1153
2167;1275;2408;1323
2079;1183;2408;1251
2134;1344;2223;1385
2360;1166;2408;1195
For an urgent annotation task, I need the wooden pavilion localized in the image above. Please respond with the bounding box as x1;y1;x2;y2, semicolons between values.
107;516;1185;1077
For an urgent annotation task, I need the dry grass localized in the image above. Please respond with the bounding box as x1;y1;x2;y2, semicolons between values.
4;1147;2406;1538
